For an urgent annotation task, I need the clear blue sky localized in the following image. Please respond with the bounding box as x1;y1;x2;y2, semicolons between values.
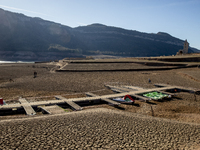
0;0;200;50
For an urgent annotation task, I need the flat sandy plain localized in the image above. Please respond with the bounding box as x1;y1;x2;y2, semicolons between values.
0;57;200;149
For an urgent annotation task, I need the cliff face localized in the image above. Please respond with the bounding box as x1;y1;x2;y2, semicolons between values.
0;8;199;61
73;24;188;57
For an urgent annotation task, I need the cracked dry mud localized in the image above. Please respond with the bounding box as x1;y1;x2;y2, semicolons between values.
0;108;200;149
0;61;200;149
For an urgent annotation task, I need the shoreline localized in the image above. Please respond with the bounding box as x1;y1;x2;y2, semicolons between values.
0;61;35;64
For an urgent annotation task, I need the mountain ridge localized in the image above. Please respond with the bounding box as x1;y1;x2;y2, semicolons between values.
0;8;199;61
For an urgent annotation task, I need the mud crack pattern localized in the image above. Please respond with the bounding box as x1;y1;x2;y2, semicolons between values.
0;108;200;149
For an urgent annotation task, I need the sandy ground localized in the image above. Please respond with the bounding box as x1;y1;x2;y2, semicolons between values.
61;63;175;70
0;62;200;120
0;62;200;98
0;108;200;149
0;61;200;149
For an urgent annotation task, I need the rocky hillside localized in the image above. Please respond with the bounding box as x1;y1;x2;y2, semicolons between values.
0;8;199;61
73;24;190;57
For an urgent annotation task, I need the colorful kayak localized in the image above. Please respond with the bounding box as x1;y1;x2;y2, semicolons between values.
113;95;134;103
142;92;169;100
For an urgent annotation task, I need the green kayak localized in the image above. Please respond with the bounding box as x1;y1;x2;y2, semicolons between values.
143;92;168;100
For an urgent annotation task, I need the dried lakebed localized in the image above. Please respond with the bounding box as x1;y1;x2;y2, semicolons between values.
0;108;199;149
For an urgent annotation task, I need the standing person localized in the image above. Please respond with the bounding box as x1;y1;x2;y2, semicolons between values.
34;71;37;78
148;78;151;83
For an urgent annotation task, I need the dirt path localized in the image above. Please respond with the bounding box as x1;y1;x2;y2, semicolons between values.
178;72;200;82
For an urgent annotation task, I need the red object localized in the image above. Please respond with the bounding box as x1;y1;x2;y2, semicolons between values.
124;95;135;102
0;98;3;105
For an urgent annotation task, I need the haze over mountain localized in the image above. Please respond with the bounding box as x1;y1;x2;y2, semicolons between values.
0;8;199;61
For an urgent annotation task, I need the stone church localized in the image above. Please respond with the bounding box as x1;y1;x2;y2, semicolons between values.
177;40;189;55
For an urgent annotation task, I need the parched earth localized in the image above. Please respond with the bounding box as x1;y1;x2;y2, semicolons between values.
0;108;200;149
0;62;200;100
0;61;200;149
0;62;200;121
